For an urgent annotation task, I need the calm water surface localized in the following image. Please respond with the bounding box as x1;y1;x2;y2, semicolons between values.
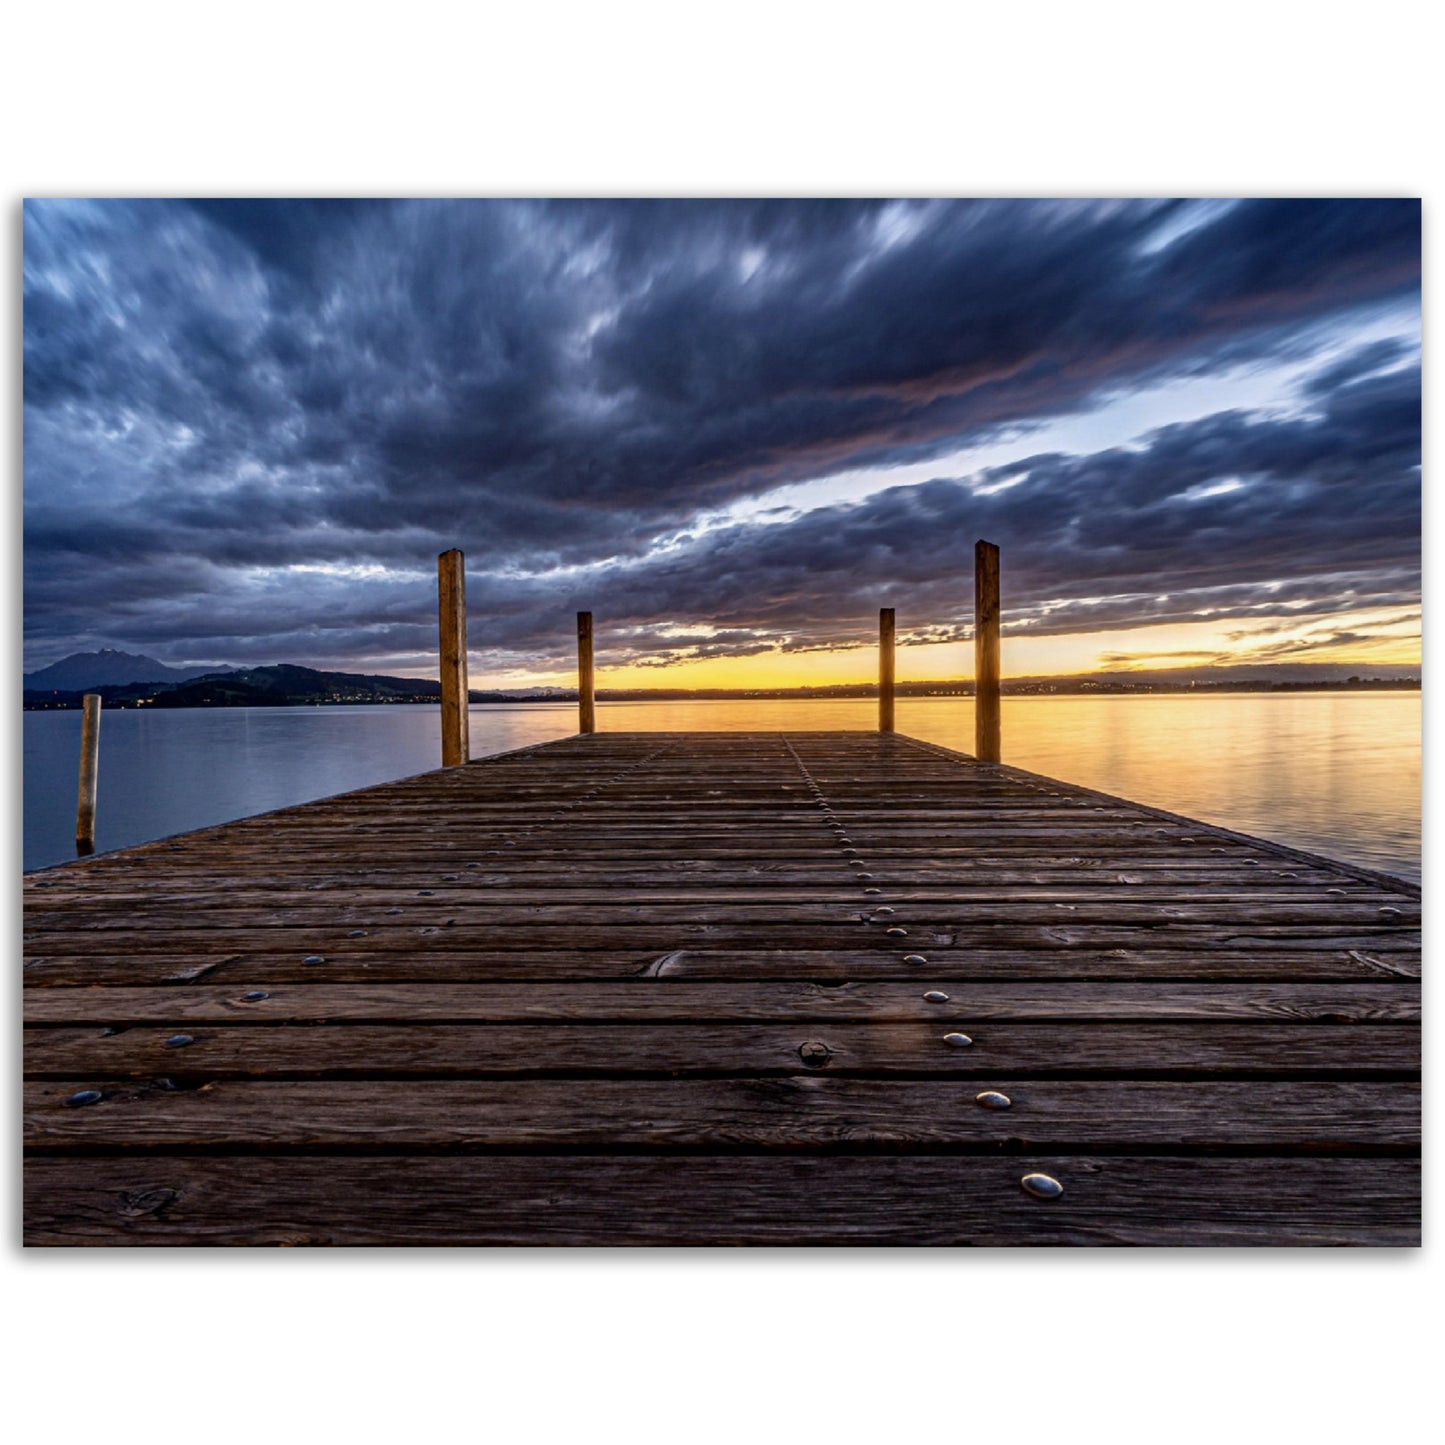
22;694;1420;880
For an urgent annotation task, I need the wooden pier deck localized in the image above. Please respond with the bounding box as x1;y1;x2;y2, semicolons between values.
23;731;1420;1246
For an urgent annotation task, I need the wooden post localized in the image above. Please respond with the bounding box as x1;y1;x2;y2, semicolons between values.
437;549;469;767
75;693;100;856
974;539;1001;763
879;607;895;733
577;611;596;734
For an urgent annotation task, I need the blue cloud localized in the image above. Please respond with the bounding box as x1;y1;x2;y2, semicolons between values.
22;198;1421;670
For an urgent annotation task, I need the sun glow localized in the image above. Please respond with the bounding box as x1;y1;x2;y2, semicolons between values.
489;606;1420;693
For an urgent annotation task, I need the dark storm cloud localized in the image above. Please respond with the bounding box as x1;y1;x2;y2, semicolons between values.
21;197;1420;670
561;358;1422;664
1300;337;1412;396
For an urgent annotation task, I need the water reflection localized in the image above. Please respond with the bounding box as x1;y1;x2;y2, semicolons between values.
22;693;1419;880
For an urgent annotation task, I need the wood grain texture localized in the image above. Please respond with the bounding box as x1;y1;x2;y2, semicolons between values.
75;693;101;853
23;1021;1420;1079
975;540;1000;762
437;549;468;768
23;981;1420;1025
22;947;1421;987
23;730;1420;1246
879;607;895;733
577;611;595;735
24;1155;1420;1246
25;1077;1419;1150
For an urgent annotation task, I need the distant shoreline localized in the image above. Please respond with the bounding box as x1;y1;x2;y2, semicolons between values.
23;678;1420;710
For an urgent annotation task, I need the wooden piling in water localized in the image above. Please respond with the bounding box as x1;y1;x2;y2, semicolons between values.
975;539;1000;762
879;608;895;733
75;693;100;856
578;611;596;734
437;549;469;768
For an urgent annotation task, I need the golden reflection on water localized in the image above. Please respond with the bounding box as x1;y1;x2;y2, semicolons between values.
23;693;1420;881
595;693;1420;881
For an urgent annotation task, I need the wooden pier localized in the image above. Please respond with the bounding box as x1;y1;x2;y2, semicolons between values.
23;731;1420;1246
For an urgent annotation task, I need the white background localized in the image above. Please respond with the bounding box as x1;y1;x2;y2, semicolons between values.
3;4;1435;1441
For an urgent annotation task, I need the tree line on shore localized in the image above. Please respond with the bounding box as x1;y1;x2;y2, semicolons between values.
23;661;1420;710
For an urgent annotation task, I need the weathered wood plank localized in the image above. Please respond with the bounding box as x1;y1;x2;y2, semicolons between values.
23;728;1419;1246
25;1154;1421;1246
22;883;1408;915
20;914;1421;958
24;1021;1420;1079
25;1078;1419;1150
23;981;1420;1025
22;903;1423;938
23;861;1375;889
22;945;1421;986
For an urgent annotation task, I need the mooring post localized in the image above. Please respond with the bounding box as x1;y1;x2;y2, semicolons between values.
437;548;469;767
879;607;896;733
974;539;1001;762
75;692;101;856
577;611;596;734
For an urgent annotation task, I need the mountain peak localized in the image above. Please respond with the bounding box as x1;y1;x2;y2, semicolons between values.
23;650;235;691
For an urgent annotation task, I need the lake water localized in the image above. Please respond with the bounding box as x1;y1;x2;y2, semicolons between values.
21;693;1421;880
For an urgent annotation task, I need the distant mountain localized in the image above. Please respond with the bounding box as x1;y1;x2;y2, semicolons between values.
22;651;1420;711
23;649;235;692
155;664;446;706
23;661;573;709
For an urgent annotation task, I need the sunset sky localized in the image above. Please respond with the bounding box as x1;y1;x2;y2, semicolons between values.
22;198;1421;688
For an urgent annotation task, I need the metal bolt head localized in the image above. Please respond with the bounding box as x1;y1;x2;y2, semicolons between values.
242;990;269;1002
902;954;928;966
976;1090;1011;1110
798;1040;832;1066
923;990;950;1003
943;1032;973;1048
1021;1172;1064;1199
64;1089;103;1108
162;1034;195;1049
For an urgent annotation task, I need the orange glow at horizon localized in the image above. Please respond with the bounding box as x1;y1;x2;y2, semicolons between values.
479;608;1420;691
